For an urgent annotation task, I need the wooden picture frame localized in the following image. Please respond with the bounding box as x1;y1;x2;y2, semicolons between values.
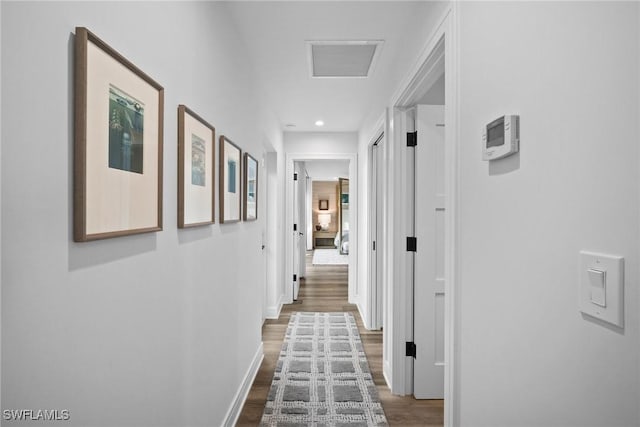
319;199;329;210
219;136;242;223
74;27;164;241
178;105;215;228
243;153;258;221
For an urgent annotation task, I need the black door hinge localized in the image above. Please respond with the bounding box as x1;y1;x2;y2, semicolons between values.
293;224;297;231
373;241;376;251
294;173;298;181
407;131;417;147
293;274;297;282
406;237;417;252
406;341;416;358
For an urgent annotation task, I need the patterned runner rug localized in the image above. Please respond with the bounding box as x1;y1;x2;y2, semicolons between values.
260;312;388;427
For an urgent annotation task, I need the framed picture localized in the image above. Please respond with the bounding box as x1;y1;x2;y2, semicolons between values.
219;136;242;223
178;105;215;228
74;27;164;241
243;153;258;221
319;199;329;210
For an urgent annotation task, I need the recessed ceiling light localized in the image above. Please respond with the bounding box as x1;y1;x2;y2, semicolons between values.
315;120;324;127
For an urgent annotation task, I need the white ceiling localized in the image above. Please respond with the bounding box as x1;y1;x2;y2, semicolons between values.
226;1;446;132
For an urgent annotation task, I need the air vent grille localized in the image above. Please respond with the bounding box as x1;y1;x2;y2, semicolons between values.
308;41;383;78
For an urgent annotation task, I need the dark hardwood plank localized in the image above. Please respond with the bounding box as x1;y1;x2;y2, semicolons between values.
236;252;444;426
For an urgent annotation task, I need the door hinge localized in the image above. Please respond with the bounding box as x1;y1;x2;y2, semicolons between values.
373;241;376;251
293;223;297;231
406;237;417;252
406;131;417;147
293;274;297;282
406;341;416;358
293;173;298;181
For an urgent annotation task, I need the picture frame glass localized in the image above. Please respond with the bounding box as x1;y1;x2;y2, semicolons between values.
178;106;215;227
221;137;241;222
75;27;163;241
244;154;258;221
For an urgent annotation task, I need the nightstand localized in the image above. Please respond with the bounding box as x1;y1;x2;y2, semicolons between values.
314;231;337;248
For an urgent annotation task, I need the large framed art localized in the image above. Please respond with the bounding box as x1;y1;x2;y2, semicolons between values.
243;153;258;221
219;136;242;223
74;27;164;241
178;105;215;228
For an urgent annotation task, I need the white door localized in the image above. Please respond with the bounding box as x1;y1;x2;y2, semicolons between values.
293;168;300;300
297;173;307;279
370;136;385;330
413;105;445;399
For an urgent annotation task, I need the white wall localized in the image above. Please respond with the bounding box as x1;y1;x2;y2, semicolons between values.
284;132;358;154
0;0;3;415
457;2;639;426
357;1;450;333
1;2;281;426
264;151;282;319
258;101;285;321
304;160;350;181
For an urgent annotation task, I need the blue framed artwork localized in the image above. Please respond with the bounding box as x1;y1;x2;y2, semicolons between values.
73;27;164;242
177;105;215;228
219;135;242;223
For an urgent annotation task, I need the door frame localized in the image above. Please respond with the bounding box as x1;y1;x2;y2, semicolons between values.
383;5;459;426
285;152;358;305
367;129;385;330
292;162;301;300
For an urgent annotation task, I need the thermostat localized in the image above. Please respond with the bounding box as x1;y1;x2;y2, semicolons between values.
482;115;519;161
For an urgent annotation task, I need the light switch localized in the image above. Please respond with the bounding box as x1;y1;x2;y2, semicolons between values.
588;268;606;307
579;251;624;328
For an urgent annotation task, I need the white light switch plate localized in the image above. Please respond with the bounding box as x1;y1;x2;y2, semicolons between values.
579;251;624;328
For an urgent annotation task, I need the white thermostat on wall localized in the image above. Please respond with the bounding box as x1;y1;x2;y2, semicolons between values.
482;115;519;161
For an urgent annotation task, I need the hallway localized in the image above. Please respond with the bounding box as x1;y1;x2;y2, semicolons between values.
237;252;444;426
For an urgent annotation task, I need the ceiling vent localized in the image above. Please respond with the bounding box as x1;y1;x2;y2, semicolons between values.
307;41;384;78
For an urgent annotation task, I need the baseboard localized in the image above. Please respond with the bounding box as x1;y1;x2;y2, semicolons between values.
222;342;264;427
356;301;372;330
264;294;283;319
383;360;392;391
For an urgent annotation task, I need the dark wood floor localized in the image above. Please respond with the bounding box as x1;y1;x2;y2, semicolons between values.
236;252;444;426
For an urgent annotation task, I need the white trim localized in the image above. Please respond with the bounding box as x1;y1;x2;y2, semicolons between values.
285;152;358;305
222;342;264;427
264;293;283;320
367;117;385;331
356;301;371;331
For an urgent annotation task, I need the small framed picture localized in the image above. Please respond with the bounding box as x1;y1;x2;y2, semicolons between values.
319;199;329;210
178;105;215;228
74;27;164;241
243;153;259;221
219;136;242;223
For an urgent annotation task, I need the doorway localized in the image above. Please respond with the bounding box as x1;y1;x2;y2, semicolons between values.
285;153;357;305
381;7;459;423
369;132;385;330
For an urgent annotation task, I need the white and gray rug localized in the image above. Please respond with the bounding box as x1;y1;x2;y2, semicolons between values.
312;249;348;266
260;312;388;427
